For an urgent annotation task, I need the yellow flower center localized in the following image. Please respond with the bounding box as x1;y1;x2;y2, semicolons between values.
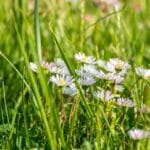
83;56;87;63
116;63;123;69
59;78;66;86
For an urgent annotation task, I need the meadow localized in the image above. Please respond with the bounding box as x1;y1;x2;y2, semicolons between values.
0;0;150;149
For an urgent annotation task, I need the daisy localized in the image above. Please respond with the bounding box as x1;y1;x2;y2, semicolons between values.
115;84;124;92
62;83;77;96
76;64;98;77
135;67;150;80
48;62;63;74
30;62;37;72
49;74;74;87
95;90;114;102
75;52;96;64
96;70;106;79
128;129;150;140
54;58;70;75
30;61;51;73
41;61;51;70
75;62;106;80
78;76;96;86
106;73;124;84
105;58;130;76
96;59;106;68
48;59;70;75
61;67;70;76
117;98;135;107
54;58;67;68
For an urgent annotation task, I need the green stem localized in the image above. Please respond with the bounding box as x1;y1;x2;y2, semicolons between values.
34;0;42;61
2;82;10;125
80;0;85;52
13;16;57;149
33;0;66;147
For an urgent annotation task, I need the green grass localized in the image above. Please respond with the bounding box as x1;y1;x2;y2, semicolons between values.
0;0;150;149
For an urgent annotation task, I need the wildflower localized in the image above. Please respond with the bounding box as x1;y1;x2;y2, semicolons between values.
95;90;114;102
75;52;96;64
76;64;98;77
117;98;135;107
96;59;106;68
49;74;74;87
54;58;67;68
48;62;62;74
54;59;70;75
30;62;37;72
78;76;96;86
61;67;70;76
62;83;77;96
96;70;106;79
30;61;51;73
115;84;124;92
106;73;124;83
48;59;70;75
135;67;150;80
105;58;130;76
128;129;150;140
41;61;50;70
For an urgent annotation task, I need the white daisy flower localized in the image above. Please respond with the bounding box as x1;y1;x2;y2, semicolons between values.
61;67;70;76
30;61;61;73
48;60;70;76
117;98;135;107
48;62;63;74
83;64;98;75
76;64;98;77
105;58;130;76
30;61;51;73
75;52;96;64
30;62;37;72
128;129;150;140
54;58;70;75
106;73;124;83
78;76;96;86
49;74;74;87
95;90;114;102
115;84;124;92
54;58;67;68
41;61;51;70
96;59;106;68
96;70;106;79
62;83;77;96
135;67;150;80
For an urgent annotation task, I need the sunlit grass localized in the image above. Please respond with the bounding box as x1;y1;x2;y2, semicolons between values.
0;0;150;149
